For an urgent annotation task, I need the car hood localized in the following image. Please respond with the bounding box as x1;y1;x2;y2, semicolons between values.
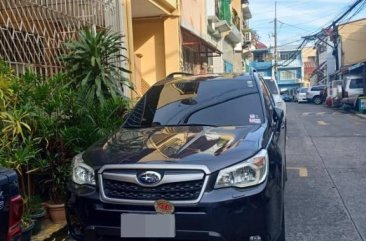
83;125;266;173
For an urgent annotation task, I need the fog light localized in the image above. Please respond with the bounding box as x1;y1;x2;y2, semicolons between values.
249;235;262;241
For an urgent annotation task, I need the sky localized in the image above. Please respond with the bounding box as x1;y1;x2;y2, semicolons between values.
249;0;366;48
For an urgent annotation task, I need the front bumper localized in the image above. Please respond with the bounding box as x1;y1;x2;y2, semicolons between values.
66;180;277;241
297;95;307;102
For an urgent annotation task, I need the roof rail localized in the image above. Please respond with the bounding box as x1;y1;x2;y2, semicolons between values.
249;67;257;75
165;72;194;80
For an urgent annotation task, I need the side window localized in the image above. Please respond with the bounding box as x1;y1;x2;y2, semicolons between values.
259;79;274;121
350;79;364;89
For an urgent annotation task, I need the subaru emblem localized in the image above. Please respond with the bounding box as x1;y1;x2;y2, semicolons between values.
138;171;162;185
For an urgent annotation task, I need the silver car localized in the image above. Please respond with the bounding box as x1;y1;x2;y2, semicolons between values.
263;76;287;118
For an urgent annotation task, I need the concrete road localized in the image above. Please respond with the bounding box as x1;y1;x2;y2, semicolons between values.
285;102;366;241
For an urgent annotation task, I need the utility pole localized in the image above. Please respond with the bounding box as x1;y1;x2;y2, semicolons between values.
331;21;339;73
274;1;278;80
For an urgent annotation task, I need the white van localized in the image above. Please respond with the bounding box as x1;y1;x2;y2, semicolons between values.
341;75;365;108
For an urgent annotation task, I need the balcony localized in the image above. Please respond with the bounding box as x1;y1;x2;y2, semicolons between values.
250;61;273;70
278;59;302;68
132;0;177;18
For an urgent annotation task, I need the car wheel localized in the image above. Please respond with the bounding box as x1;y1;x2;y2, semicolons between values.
313;96;322;105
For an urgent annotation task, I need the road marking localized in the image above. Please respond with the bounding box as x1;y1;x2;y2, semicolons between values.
317;120;328;125
287;167;308;177
316;112;326;115
302;112;311;116
354;133;362;136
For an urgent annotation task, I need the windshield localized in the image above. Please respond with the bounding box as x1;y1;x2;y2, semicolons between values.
263;78;279;94
124;78;264;128
299;88;308;93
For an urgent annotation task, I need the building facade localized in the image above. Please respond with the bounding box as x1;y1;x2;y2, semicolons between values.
0;0;254;99
276;46;303;92
302;47;316;87
249;41;273;77
206;0;251;74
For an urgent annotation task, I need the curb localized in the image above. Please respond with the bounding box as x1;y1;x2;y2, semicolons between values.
355;113;366;119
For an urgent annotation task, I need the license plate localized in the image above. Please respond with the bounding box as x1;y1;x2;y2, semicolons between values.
121;213;175;238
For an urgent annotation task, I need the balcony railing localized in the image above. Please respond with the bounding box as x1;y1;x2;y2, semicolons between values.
250;61;273;70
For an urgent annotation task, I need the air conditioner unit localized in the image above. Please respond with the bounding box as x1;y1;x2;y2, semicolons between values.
244;31;252;43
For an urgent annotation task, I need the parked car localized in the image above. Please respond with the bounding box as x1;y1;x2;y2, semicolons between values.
66;73;287;241
281;94;293;102
262;76;287;118
340;75;365;109
0;168;22;241
296;87;308;103
306;85;326;104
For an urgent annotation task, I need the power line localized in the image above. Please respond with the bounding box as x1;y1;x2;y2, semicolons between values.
278;20;311;32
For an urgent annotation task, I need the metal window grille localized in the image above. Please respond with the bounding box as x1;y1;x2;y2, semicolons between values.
0;0;125;76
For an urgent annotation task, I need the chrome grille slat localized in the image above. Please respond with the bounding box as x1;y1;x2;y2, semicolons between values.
98;164;210;205
103;179;204;201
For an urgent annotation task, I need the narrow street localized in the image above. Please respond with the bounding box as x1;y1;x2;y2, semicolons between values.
285;103;366;241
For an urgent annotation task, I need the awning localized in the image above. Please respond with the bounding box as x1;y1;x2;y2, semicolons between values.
181;27;222;57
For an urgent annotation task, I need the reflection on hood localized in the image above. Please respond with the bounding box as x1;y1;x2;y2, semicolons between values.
83;125;263;172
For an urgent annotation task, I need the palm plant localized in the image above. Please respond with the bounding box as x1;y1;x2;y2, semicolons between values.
61;28;131;104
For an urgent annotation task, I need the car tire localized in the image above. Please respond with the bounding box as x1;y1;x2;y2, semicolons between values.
313;96;322;105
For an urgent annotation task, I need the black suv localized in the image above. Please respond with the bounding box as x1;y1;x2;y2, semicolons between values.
66;73;287;241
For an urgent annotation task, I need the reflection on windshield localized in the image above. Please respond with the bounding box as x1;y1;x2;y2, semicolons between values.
124;79;264;128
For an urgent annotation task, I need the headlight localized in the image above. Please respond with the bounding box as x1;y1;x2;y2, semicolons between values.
72;153;96;185
276;102;283;107
215;149;269;189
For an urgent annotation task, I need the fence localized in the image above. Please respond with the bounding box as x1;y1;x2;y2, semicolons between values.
0;0;123;76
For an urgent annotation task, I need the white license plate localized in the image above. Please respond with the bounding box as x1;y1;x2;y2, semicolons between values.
121;213;175;238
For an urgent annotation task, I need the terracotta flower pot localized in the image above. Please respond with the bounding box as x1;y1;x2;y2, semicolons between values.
45;203;66;223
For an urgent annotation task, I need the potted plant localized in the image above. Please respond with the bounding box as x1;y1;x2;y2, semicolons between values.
29;195;46;235
43;161;70;223
21;201;35;241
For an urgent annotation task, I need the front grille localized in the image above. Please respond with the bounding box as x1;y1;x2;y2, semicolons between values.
103;179;204;201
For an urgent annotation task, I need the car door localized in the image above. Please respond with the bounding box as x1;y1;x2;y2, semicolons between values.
259;79;286;239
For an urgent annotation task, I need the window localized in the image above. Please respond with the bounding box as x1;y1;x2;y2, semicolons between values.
298;88;308;93
280;70;297;80
311;86;326;91
259;81;274;122
349;78;364;89
280;53;291;61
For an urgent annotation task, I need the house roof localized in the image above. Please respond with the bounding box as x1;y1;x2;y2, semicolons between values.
255;41;268;49
337;17;366;27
